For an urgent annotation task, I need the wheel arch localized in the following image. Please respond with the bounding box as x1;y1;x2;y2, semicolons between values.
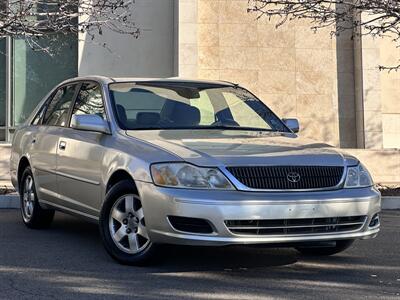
105;169;138;195
17;156;31;192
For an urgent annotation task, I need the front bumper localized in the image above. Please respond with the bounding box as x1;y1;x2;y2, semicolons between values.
136;182;381;246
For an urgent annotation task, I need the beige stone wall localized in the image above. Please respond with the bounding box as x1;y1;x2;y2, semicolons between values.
179;0;363;147
380;37;400;149
0;145;11;187
355;15;400;150
345;149;400;185
179;0;199;78
179;1;400;150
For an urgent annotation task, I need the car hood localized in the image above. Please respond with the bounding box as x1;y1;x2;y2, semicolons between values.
125;130;354;167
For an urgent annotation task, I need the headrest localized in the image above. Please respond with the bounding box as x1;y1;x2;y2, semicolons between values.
116;104;128;127
136;112;160;126
169;102;201;126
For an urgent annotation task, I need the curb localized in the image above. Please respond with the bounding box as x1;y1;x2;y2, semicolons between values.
381;196;400;210
0;194;20;209
1;195;399;210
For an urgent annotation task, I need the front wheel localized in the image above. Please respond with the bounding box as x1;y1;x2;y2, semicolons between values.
295;240;354;256
99;180;158;265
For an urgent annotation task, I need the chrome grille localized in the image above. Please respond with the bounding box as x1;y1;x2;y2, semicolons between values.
225;216;367;236
226;166;344;190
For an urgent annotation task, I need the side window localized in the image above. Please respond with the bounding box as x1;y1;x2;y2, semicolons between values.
43;84;77;127
71;83;105;123
31;104;46;125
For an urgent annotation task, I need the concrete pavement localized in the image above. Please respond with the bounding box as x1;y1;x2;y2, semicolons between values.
0;209;399;299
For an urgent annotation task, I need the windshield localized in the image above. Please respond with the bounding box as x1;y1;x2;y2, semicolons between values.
109;82;289;132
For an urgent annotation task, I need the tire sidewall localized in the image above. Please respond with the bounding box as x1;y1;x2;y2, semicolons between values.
99;180;156;265
20;167;39;225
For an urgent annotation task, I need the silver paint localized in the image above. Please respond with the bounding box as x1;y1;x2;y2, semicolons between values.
10;76;381;247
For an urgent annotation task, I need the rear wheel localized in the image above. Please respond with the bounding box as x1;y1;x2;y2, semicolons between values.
99;180;157;265
295;240;354;256
20;166;54;229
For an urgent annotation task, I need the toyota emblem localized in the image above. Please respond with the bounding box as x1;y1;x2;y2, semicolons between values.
287;172;301;183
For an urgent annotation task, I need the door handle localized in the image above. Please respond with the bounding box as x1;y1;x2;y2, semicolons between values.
59;141;66;151
31;138;36;144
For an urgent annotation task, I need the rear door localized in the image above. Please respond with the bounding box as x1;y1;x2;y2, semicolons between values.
56;82;108;218
30;83;79;205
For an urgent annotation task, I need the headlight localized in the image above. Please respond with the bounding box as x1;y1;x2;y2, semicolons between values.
150;163;234;190
344;164;373;188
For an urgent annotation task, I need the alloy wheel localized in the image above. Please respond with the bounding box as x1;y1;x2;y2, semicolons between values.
109;194;150;254
22;175;35;221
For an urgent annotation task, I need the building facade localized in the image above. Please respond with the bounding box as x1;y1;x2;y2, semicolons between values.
1;0;399;149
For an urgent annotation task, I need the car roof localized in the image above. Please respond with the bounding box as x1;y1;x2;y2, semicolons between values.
59;76;237;87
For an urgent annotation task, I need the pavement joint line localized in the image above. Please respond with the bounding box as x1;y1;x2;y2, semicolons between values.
0;194;399;209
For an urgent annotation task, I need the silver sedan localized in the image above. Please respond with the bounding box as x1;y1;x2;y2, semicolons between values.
10;76;381;265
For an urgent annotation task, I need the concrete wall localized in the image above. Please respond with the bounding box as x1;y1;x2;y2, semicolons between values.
78;0;176;78
178;0;361;148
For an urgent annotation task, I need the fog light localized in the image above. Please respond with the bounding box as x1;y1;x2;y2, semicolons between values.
168;216;214;234
369;214;380;227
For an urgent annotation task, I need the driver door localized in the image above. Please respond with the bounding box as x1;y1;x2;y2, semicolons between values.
56;82;107;218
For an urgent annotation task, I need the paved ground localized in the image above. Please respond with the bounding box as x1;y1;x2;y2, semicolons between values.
0;210;399;300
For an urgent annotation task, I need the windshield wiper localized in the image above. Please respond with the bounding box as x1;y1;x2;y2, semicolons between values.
128;126;277;132
191;125;276;132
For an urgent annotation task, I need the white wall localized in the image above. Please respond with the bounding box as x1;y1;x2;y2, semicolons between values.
78;0;176;78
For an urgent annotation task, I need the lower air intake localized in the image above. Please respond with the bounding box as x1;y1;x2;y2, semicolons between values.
225;216;367;236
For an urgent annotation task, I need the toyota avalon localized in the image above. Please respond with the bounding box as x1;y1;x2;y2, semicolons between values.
10;76;381;265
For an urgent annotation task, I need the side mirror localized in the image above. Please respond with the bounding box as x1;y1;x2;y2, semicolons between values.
70;114;110;134
283;118;300;133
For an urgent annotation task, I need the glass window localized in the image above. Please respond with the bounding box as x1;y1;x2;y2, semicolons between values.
0;38;6;135
190;91;215;125
224;92;272;129
109;83;288;132
43;84;77;127
112;87;165;120
71;83;105;122
12;35;78;127
31;104;47;126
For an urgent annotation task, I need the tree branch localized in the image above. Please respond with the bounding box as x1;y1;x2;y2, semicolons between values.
0;0;140;52
248;0;400;70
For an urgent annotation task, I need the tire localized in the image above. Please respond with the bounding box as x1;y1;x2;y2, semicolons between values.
99;180;158;266
19;166;55;229
295;240;354;256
